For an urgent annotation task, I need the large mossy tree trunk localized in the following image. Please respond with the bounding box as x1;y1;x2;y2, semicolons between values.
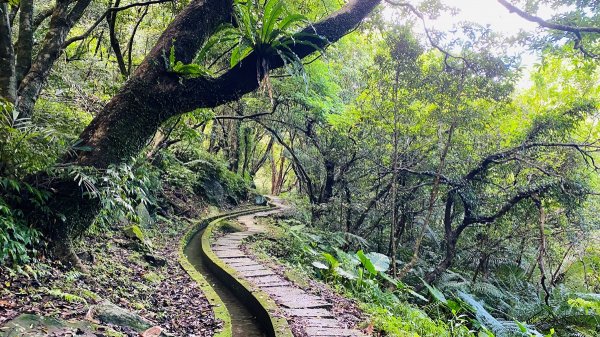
33;0;382;264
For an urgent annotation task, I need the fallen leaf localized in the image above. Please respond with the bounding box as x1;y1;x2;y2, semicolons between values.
84;307;99;324
364;322;374;335
141;326;163;337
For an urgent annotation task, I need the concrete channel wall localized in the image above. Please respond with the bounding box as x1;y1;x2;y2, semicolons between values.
179;206;294;337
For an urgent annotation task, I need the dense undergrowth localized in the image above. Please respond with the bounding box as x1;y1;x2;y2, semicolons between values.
0;98;251;268
0;97;255;335
251;216;600;337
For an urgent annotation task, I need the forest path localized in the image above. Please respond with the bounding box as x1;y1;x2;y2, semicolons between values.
211;197;366;337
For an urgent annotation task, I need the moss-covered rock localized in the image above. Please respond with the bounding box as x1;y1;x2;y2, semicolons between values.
92;301;153;333
218;220;245;233
143;253;167;267
135;203;153;228
198;178;225;204
254;195;268;206
0;313;101;337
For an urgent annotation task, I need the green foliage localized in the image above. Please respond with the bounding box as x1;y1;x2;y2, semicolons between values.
0;102;51;265
0;101;50;177
155;146;250;205
1;3;600;337
1;99;90;179
253;220;478;337
365;251;391;273
167;43;210;78
437;270;600;337
51;157;160;230
226;0;318;67
356;250;377;275
0;194;41;266
422;279;448;305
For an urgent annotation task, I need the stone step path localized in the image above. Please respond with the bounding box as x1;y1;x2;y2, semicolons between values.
211;199;367;337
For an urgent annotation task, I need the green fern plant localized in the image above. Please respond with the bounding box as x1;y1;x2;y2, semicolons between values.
167;43;210;79
226;0;320;67
196;0;325;93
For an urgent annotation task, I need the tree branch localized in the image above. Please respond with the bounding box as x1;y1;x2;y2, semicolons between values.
32;7;53;31
16;0;93;117
74;0;381;168
214;112;272;120
126;6;149;75
64;0;173;47
497;0;600;34
385;0;471;70
169;0;382;113
107;0;128;77
254;119;317;202
461;181;556;229
498;0;600;58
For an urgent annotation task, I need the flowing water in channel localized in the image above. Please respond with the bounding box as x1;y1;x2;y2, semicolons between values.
184;228;268;337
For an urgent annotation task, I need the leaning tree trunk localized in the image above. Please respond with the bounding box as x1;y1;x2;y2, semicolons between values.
0;3;16;102
16;0;92;118
31;0;382;264
15;0;34;85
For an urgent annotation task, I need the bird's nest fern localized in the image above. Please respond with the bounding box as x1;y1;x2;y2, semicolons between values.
169;0;326;98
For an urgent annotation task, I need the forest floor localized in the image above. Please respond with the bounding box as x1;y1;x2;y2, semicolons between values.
0;187;227;337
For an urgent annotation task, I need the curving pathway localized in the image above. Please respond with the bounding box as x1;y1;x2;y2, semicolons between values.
210;198;366;337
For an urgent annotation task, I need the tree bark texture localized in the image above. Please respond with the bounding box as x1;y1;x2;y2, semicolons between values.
15;0;34;85
16;0;93;118
0;3;16;102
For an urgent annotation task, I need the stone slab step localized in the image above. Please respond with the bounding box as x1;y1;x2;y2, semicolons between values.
255;280;291;287
278;297;331;309
225;233;254;238
219;257;256;265
284;308;334;318
231;264;266;272
238;269;276;277
246;275;284;283
262;286;306;298
215;251;247;258
211;245;239;250
302;318;342;328
213;239;241;246
305;327;365;336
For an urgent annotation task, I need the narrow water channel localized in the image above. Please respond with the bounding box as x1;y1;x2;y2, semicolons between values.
184;228;268;337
